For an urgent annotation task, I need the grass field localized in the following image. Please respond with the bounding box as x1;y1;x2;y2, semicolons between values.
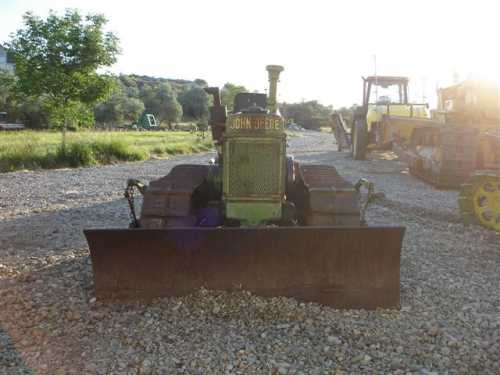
0;130;213;173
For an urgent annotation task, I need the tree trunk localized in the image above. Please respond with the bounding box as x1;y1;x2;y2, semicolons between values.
61;99;69;154
62;115;67;154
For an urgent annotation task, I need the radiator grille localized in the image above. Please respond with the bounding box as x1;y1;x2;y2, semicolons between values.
227;141;282;197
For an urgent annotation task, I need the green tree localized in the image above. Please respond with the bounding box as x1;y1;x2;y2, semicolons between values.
140;82;182;128
0;70;47;127
221;83;247;112
94;93;144;127
120;97;145;124
118;74;140;98
7;10;119;147
162;97;183;127
178;86;209;119
0;70;17;115
18;98;49;129
281;101;332;130
194;78;207;87
49;101;95;129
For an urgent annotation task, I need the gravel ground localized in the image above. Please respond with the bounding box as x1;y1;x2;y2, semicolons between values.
1;130;499;374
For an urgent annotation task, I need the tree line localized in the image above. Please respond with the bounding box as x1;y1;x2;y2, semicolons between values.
0;9;335;131
0;68;252;130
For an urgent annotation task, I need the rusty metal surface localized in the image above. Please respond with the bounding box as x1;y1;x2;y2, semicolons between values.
146;165;209;194
331;112;351;151
84;226;404;309
140;165;209;228
297;165;360;226
402;127;480;189
299;165;354;191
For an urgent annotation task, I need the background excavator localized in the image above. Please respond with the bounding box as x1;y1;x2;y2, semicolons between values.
84;66;405;309
332;77;500;232
331;76;430;159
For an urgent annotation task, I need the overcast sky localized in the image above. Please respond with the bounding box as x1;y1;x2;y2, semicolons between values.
1;0;500;107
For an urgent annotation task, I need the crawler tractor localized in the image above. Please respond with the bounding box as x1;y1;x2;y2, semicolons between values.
383;80;500;231
84;66;405;309
433;80;500;231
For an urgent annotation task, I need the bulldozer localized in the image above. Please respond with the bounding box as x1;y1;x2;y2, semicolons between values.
84;66;405;309
411;80;500;231
403;80;500;231
374;80;500;231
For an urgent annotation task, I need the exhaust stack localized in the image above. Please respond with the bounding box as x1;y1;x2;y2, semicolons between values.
266;65;284;115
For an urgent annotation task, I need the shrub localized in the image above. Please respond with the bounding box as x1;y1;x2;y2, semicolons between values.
0;130;213;172
57;142;97;167
93;140;147;163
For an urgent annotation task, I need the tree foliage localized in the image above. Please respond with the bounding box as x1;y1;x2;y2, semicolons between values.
0;69;48;128
178;85;209;120
18;98;49;129
139;82;182;126
2;16;339;132
281;101;333;130
0;70;17;117
221;83;247;112
94;93;145;126
193;79;207;87
6;9;119;129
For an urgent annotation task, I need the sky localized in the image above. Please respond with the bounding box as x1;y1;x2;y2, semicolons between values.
1;0;500;108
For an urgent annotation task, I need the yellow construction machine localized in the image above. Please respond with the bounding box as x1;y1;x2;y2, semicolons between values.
333;77;500;231
339;76;430;160
386;80;500;231
438;80;500;231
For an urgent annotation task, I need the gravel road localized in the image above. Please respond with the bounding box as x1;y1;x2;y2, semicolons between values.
1;130;499;374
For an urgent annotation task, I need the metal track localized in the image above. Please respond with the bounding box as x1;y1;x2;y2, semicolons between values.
459;172;500;231
298;164;361;226
406;127;480;189
408;164;469;189
140;165;210;228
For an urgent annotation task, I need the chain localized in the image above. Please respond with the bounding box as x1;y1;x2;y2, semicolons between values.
355;178;384;226
124;179;145;228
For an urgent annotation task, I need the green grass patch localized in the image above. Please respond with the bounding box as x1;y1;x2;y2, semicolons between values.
0;130;213;172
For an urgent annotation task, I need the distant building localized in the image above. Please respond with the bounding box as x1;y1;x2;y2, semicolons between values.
0;45;14;72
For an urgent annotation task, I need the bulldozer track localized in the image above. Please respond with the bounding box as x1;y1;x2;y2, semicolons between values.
408;166;464;190
406;126;480;189
140;164;210;228
297;164;361;226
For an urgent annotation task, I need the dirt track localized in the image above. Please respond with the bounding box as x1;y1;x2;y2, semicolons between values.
1;130;499;374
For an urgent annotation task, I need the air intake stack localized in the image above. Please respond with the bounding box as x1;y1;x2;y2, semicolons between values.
266;65;284;115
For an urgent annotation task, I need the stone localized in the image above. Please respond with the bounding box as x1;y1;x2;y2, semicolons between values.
327;336;341;345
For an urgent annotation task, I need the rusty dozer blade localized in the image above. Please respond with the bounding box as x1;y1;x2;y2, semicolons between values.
84;226;404;309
